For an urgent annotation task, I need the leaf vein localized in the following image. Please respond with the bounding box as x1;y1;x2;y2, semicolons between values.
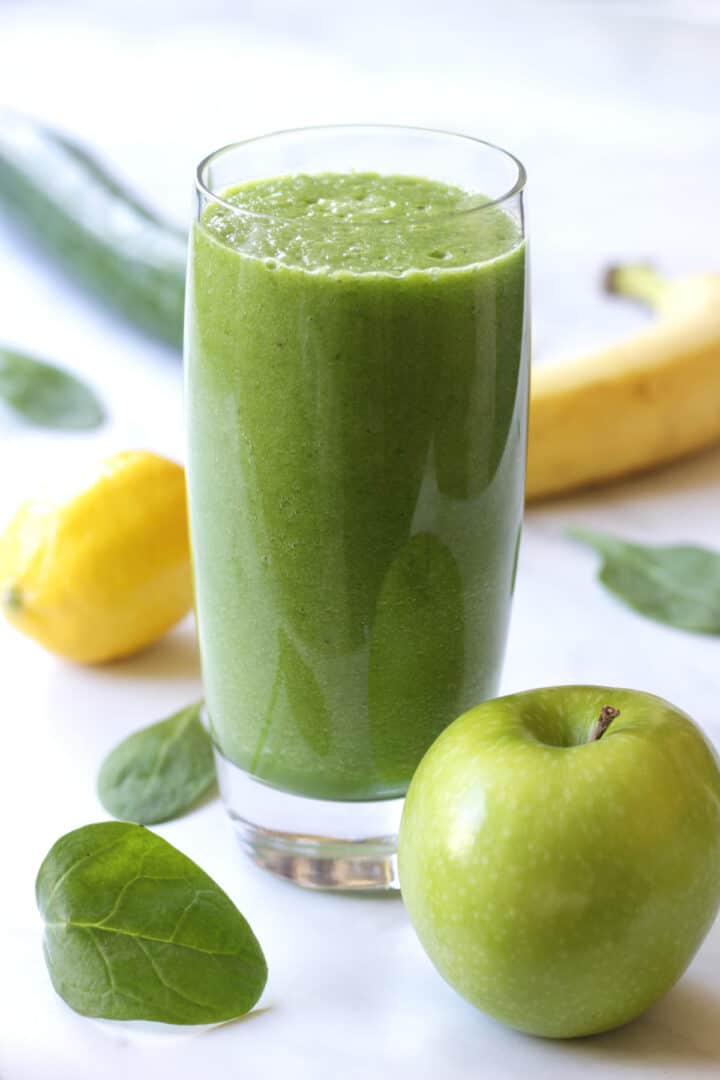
40;834;131;915
46;915;253;959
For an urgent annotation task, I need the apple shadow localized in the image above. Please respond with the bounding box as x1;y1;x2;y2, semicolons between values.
555;980;720;1071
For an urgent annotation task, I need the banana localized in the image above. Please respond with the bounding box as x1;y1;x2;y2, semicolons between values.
526;265;720;500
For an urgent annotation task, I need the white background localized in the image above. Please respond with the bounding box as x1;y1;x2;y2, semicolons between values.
1;1;719;1076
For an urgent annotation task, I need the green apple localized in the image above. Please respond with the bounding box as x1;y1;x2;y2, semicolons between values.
398;686;720;1038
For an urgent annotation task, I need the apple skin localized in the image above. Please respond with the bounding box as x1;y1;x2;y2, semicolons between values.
398;686;720;1038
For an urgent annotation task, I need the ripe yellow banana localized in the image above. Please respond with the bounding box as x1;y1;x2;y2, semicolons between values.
526;265;720;500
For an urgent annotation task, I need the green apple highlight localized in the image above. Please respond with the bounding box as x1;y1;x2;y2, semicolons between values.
398;686;720;1038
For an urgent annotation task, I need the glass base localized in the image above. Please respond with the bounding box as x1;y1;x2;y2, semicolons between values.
214;748;402;892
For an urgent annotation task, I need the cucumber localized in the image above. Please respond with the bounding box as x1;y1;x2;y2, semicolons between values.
0;113;186;348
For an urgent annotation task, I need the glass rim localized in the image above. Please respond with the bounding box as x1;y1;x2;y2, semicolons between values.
195;123;526;227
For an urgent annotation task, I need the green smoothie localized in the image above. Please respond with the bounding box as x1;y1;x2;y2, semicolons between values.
186;171;528;801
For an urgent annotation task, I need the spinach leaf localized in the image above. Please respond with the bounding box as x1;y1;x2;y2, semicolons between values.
36;821;267;1024
97;703;216;824
0;346;105;429
569;527;720;634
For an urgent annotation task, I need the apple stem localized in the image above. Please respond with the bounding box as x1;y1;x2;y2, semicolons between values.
588;706;621;742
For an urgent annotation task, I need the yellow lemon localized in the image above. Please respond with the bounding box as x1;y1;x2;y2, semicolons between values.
0;450;192;663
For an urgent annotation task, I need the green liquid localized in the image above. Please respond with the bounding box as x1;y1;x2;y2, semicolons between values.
186;172;528;801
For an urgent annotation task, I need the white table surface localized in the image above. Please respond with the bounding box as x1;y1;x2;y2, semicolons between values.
1;1;719;1076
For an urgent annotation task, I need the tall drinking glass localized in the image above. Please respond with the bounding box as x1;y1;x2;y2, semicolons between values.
185;126;529;891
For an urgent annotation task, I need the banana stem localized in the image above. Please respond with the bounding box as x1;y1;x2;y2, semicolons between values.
1;584;22;612
604;263;671;310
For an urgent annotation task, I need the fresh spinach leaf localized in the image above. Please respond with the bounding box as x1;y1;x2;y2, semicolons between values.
569;527;720;634
97;703;216;824
0;346;105;429
36;821;267;1024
